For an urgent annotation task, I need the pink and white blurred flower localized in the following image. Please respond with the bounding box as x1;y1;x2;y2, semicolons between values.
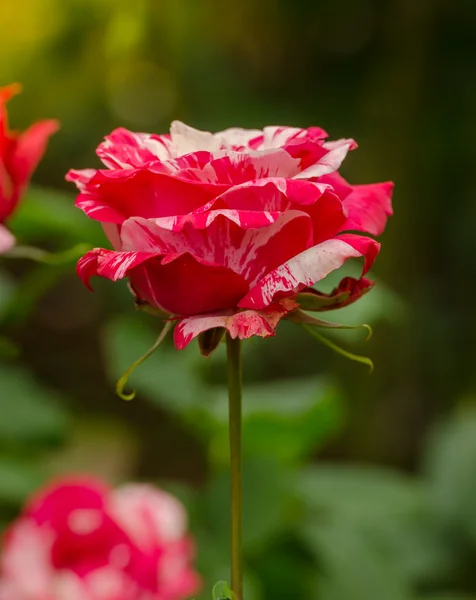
67;122;393;351
0;84;59;253
0;477;200;600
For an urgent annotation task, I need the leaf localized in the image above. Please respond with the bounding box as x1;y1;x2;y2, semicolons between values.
303;324;374;371
212;581;234;600
422;406;476;543
203;458;295;553
0;456;46;504
116;320;173;400
0;365;70;444
9;185;102;245
208;377;346;464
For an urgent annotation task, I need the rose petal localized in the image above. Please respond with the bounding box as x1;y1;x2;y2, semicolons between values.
121;209;313;287
239;234;380;309
77;249;158;289
129;254;249;316
298;277;375;311
293;138;356;179
97;127;173;168
174;301;296;349
68;168;218;224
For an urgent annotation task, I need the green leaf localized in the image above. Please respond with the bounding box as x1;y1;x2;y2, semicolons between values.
208;377;346;464
212;581;234;600
303;325;374;371
9;185;101;246
422;406;476;543
0;365;70;444
0;456;46;504
203;458;295;553
116;320;173;400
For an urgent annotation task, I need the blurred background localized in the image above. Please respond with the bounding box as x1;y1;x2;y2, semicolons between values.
1;0;476;598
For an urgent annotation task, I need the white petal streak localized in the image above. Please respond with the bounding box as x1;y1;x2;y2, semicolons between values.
294;139;354;179
239;238;362;309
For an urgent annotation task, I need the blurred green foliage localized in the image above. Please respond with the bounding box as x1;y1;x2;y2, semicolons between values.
1;0;476;598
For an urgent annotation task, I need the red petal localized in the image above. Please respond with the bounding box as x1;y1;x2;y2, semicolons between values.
129;254;249;316
77;248;157;289
97;128;173;168
174;301;296;349
121;209;313;287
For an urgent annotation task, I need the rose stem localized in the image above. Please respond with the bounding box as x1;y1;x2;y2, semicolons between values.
226;334;243;599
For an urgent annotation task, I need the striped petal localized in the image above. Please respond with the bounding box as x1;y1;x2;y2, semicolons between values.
174;301;296;350
120;209;313;287
97;128;173;168
239;234;380;310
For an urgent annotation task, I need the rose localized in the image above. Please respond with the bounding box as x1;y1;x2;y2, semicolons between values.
0;83;59;253
0;477;200;600
67;122;392;350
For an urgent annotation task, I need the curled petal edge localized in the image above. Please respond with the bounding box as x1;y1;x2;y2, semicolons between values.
174;299;298;351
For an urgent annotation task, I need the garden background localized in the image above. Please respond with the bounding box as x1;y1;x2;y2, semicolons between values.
1;1;476;598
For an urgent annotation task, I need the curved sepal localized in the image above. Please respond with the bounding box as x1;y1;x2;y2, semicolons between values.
116;320;173;400
297;276;374;312
301;324;374;372
288;309;372;340
198;327;226;357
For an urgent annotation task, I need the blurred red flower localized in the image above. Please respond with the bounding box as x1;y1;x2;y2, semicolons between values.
0;84;58;253
0;477;200;600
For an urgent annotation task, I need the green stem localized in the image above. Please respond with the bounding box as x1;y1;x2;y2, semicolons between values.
226;334;243;600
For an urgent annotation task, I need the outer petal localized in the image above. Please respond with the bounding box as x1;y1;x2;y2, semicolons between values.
341;181;394;236
10;120;59;186
0;224;15;253
293;138;356;180
174;300;297;350
77;248;159;289
97;128;173;168
68;168;219;224
239;234;380;310
0;119;59;220
321;172;393;235
78;246;250;316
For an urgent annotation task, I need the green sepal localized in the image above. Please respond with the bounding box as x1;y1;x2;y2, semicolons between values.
303;324;374;372
198;327;226;357
297;289;351;311
212;581;235;600
116;320;173;400
133;297;170;319
288;309;372;340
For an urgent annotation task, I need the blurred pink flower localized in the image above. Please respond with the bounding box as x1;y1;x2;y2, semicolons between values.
0;84;59;253
0;477;200;600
